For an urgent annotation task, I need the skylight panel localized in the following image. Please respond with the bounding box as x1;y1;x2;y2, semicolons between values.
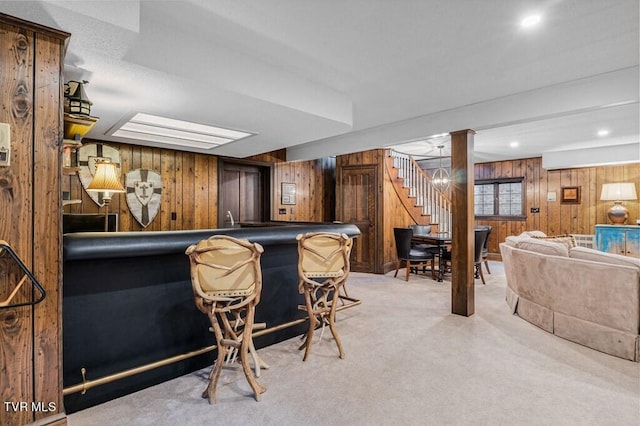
110;113;253;149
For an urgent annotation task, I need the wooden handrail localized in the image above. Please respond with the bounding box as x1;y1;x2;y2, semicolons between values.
387;150;452;233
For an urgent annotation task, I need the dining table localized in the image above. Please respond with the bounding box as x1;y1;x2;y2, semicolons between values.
411;232;452;282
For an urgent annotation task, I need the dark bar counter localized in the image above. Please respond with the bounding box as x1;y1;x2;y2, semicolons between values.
62;224;360;413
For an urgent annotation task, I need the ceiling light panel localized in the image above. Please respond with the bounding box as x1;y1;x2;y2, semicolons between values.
110;113;254;149
120;122;233;145
111;129;226;150
131;113;252;140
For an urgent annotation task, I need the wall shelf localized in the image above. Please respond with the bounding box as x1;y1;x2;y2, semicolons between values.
62;199;82;207
63;113;98;140
62;113;98;209
63;166;81;175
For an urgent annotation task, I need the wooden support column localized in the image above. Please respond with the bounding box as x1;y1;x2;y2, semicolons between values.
0;13;68;426
450;129;475;316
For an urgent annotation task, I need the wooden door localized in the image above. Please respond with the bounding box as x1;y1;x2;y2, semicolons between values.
339;166;377;272
219;162;267;227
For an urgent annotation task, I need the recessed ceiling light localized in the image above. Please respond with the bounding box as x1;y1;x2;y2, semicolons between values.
521;14;541;28
510;141;519;148
110;113;253;149
597;129;610;137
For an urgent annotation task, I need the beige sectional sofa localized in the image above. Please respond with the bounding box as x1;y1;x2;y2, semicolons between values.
500;231;640;362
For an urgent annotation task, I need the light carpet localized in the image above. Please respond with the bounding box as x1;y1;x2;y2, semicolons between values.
68;263;640;425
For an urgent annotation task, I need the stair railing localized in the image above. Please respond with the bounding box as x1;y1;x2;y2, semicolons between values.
390;150;452;233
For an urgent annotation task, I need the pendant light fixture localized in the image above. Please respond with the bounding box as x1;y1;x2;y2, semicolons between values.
432;145;450;192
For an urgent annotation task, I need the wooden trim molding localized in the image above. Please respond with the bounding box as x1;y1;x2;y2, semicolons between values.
0;13;70;40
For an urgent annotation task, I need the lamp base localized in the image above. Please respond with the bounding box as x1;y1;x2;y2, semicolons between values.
607;202;629;224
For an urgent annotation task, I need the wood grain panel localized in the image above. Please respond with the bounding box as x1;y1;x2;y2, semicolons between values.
476;157;640;259
208;155;218;227
269;157;335;223
160;149;175;230
117;144;133;231
65;144;334;230
181;152;195;231
246;148;286;163
382;160;414;272
450;130;475;317
65;143;225;231
0;22;34;426
0;15;68;426
193;154;210;229
32;31;64;422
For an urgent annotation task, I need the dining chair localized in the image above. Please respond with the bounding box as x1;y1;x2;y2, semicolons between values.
475;225;492;274
393;227;435;281
439;228;490;283
409;224;439;251
185;235;268;404
296;232;353;361
474;228;491;284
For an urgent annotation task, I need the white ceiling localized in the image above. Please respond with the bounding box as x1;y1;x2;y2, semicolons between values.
2;0;639;165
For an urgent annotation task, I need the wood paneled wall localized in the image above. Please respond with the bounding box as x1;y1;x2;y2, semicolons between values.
0;16;68;425
64;141;219;231
382;159;414;272
247;150;336;222
475;157;640;257
65;144;337;230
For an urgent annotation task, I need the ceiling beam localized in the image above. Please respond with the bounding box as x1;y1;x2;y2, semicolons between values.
288;67;639;161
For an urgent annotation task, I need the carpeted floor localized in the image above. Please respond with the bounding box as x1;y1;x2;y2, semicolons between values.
68;263;640;425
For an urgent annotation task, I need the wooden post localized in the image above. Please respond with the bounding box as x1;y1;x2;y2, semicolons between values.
450;129;475;316
0;14;69;425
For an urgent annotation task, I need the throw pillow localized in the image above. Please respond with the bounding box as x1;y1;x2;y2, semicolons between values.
532;234;576;250
518;230;547;238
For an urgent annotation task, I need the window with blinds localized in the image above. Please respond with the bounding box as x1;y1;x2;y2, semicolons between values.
474;178;525;220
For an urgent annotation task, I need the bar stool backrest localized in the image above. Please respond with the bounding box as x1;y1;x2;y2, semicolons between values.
297;232;352;288
186;235;264;301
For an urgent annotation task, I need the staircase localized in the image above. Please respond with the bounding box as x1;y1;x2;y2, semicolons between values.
386;150;452;233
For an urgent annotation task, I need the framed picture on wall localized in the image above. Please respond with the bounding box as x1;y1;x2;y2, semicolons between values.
281;182;296;205
561;186;581;204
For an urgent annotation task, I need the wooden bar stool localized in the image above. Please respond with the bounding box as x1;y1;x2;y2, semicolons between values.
185;235;267;404
296;232;353;361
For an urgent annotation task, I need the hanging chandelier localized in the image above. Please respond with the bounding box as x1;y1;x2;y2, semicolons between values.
432;145;450;192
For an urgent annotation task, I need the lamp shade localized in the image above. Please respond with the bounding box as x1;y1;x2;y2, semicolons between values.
600;183;637;201
87;161;125;193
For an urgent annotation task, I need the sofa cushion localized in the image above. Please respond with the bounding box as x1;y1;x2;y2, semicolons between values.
569;246;640;272
505;235;526;247
532;234;577;250
505;231;545;247
515;238;569;257
518;230;547;238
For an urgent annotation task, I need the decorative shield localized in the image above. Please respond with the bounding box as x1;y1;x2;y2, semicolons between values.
125;168;162;228
77;143;122;207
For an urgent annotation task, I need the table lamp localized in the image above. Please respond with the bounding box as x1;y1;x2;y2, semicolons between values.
600;182;637;224
86;160;125;231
